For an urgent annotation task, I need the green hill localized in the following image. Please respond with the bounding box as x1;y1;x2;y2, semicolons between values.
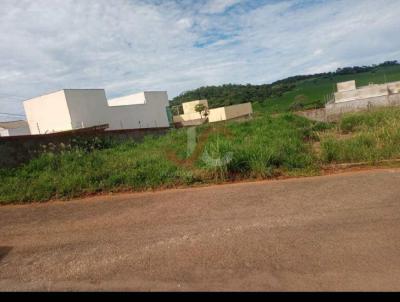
171;61;400;114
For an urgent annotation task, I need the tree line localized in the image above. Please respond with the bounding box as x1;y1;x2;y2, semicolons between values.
170;60;399;109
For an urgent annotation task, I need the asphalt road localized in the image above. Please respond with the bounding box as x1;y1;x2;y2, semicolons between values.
1;169;400;291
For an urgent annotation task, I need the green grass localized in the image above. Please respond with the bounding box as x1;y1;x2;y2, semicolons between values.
198;114;320;179
0;114;323;204
2;107;400;204
320;108;400;164
253;65;400;114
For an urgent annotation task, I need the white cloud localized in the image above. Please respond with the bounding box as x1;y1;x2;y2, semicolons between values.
0;0;400;121
306;62;342;75
200;0;241;14
313;49;323;56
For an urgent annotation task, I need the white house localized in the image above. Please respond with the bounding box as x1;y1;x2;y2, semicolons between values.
23;89;170;135
107;91;170;129
173;99;253;125
0;120;30;137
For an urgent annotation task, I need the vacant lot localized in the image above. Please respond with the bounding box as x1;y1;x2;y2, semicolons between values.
2;107;400;204
1;169;400;291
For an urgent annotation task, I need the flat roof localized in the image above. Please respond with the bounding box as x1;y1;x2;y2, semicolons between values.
108;91;168;107
23;89;106;103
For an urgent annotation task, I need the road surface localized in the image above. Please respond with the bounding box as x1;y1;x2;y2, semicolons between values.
1;169;400;291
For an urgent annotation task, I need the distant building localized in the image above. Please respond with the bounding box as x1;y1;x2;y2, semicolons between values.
23;89;170;135
334;80;400;103
208;103;253;123
297;79;400;122
173;99;253;126
0;120;30;137
173;100;209;124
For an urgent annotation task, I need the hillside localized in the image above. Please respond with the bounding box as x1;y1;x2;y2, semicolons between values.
171;61;400;113
2;61;400;204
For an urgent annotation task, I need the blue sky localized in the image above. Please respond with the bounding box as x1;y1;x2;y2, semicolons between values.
1;0;400;121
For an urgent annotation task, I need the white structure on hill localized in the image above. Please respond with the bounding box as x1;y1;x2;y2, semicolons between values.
297;79;400;123
173;99;253;125
23;89;170;135
334;80;400;103
0;120;30;137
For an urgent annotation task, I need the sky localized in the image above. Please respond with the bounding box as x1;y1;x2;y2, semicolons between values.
1;0;400;121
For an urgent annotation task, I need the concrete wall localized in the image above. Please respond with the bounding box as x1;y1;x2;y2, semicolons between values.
299;93;400;123
334;84;389;103
337;80;356;92
173;112;203;123
298;80;400;122
182;100;208;114
24;90;72;134
334;80;400;104
208;107;226;123
225;103;253;120
0;121;30;137
326;94;400;121
388;81;400;94
5;126;30;137
0;127;169;168
208;103;253;123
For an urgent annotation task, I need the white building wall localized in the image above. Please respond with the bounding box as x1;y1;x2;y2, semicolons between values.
64;89;110;129
337;80;356;92
208;107;227;123
182;100;208;114
107;92;170;130
335;84;389;103
23;90;170;134
0;128;9;137
173;112;204;123
7;126;30;136
108;92;146;106
208;103;253;123
224;102;253;120
23;90;72;134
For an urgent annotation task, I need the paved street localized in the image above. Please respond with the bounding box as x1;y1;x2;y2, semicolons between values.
1;169;400;291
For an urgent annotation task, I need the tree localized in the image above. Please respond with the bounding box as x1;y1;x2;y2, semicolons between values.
195;103;208;119
171;106;180;116
170;60;399;110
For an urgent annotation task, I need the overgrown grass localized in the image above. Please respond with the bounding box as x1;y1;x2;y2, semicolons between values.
0;114;322;204
0;134;197;203
2;108;400;204
198;114;320;179
320;108;400;163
